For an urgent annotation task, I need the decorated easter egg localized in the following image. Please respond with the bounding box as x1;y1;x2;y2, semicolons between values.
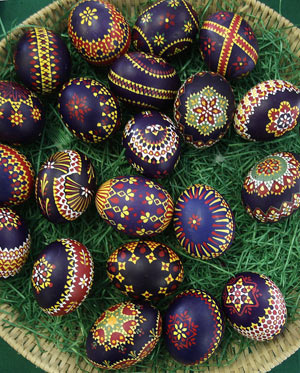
86;301;162;369
123;111;181;178
199;11;259;80
234;80;300;141
0;207;31;278
14;27;71;94
0;81;45;144
174;71;235;148
132;0;199;58
108;52;181;109
68;0;131;65
35;150;96;223
58;78;121;143
222;272;287;341
32;238;94;316
164;289;224;365
0;144;34;206
241;152;300;223
174;184;234;259
95;176;174;237
107;240;184;301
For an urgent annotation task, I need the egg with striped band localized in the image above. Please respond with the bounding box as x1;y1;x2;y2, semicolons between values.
173;184;235;259
35;150;96;223
108;52;181;110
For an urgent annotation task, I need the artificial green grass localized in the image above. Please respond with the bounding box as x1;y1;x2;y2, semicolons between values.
0;0;300;371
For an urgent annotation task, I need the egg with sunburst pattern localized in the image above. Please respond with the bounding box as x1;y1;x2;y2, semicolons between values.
35;150;96;223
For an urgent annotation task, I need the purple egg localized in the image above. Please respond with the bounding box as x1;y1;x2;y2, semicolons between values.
241;151;300;223
14;27;71;94
132;0;199;58
123;110;181;178
222;272;287;341
58;78;121;143
108;51;181;109
174;71;235;148
164;289;224;365
199;11;259;79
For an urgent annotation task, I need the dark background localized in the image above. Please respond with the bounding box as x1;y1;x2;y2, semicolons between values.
0;0;299;372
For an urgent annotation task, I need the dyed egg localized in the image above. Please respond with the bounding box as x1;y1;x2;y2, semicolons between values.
199;11;259;79
222;272;287;341
234;80;300;141
58;78;121;143
0;207;31;278
164;289;224;365
86;302;162;369
107;240;184;301
35;150;96;223
14;27;71;94
0;81;45;144
68;0;130;65
123;111;181;178
32;238;94;316
132;0;199;58
241;152;300;223
174;184;234;259
174;71;235;148
108;52;181;109
0;144;34;206
95;176;174;237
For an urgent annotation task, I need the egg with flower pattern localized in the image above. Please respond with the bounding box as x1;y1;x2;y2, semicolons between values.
58;78;121;143
68;0;131;65
108;52;181;109
0;81;45;144
164;289;224;365
241;152;300;223
32;238;94;316
86;301;162;369
107;240;184;301
123;111;181;178
132;0;199;58
0;207;31;278
222;272;287;341
35;150;96;223
0;144;34;206
234;80;300;141
174;71;235;148
14;27;71;94
95;176;174;237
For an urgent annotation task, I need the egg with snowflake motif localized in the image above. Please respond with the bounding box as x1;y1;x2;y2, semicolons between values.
0;81;45;144
68;0;131;65
108;52;181;109
0;207;31;278
14;27;71;94
0;144;34;206
234;80;300;141
32;238;94;316
241;152;300;223
174;71;235;148
107;240;184;301
164;289;224;365
58;78;121;143
35;150;96;223
222;272;287;341
95;176;174;237
86;301;162;369
123;111;181;178
132;0;199;58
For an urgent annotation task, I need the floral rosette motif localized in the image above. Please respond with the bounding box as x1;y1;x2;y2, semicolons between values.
234;80;300;141
241;152;300;222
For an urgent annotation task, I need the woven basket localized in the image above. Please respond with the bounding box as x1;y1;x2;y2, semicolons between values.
0;0;299;372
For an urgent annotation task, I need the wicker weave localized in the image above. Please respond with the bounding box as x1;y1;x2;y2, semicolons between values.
0;0;299;372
